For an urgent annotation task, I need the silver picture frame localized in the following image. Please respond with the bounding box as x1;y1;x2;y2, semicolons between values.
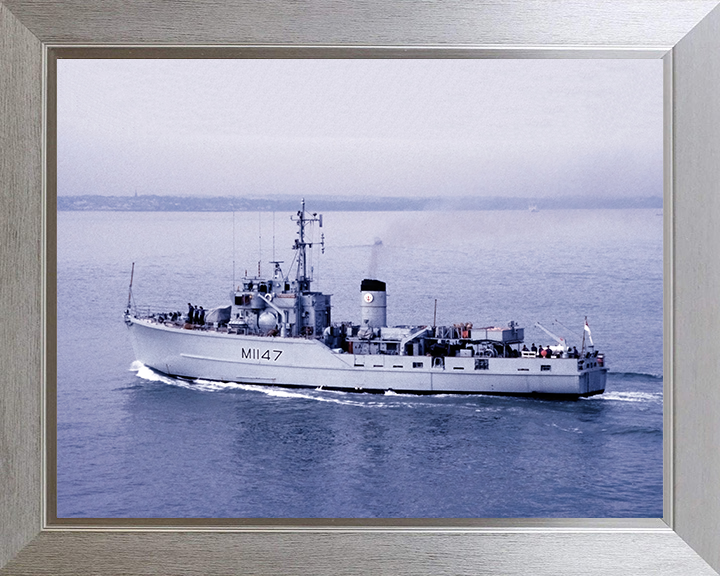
2;1;720;574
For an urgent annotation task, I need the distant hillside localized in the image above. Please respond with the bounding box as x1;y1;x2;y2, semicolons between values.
57;194;663;212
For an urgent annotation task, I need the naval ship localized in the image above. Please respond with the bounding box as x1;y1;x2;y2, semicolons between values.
124;201;607;398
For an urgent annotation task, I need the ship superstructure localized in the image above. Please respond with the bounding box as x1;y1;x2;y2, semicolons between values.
124;201;606;398
227;203;330;339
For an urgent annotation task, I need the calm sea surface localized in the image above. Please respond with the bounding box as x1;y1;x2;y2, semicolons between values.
57;209;663;518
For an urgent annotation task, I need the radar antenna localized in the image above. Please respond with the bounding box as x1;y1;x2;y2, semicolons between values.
290;198;323;291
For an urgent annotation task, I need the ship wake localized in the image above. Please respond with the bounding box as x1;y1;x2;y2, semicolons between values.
129;361;523;411
130;361;418;408
581;391;662;404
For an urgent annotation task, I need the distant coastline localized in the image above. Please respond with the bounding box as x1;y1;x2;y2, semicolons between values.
57;194;663;212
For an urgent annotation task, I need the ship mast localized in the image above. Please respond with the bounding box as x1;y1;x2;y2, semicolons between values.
291;198;323;292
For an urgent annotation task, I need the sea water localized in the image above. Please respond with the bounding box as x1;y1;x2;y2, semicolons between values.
56;208;662;518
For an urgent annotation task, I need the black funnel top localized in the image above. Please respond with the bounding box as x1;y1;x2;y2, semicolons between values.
361;279;386;292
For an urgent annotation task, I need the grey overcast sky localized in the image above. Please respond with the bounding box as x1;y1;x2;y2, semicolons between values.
57;59;663;199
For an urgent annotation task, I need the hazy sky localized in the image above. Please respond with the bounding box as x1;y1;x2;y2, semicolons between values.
57;59;663;199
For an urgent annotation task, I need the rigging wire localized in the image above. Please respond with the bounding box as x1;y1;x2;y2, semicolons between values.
232;210;236;290
285;250;298;282
258;211;262;277
272;210;276;263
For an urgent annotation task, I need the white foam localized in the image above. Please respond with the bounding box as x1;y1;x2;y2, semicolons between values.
549;423;583;434
230;384;436;410
128;364;505;410
583;391;662;403
131;362;177;385
189;379;247;393
193;379;378;407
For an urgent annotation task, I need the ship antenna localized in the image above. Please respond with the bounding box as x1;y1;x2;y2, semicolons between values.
126;262;135;310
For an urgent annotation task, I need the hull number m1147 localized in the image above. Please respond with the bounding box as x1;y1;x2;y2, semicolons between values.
241;348;283;361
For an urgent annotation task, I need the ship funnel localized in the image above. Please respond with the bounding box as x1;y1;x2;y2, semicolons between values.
360;278;386;328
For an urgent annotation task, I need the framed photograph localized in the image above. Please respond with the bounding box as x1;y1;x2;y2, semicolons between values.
51;56;666;524
2;1;720;574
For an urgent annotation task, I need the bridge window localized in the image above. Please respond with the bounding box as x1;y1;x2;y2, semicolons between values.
541;365;551;371
412;362;424;368
235;294;251;306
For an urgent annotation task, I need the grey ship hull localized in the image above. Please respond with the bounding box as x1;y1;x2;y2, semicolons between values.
126;318;607;398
